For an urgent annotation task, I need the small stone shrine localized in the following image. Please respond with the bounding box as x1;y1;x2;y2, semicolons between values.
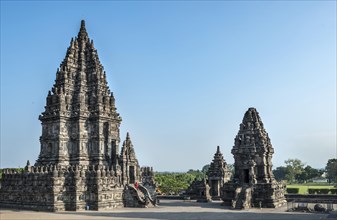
186;146;231;201
208;146;232;200
221;108;286;209
186;178;212;202
0;20;154;211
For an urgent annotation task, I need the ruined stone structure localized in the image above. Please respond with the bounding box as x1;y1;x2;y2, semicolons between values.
0;20;153;211
222;108;286;209
186;178;212;202
208;146;232;200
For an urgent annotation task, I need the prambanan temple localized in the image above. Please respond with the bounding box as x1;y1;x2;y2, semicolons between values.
0;21;286;212
0;20;156;211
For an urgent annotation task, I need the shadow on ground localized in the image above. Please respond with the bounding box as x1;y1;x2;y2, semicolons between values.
57;211;332;220
55;200;332;220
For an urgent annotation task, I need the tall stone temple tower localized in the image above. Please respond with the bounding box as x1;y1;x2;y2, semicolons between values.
37;20;121;167
207;146;231;200
222;108;286;209
0;20;152;211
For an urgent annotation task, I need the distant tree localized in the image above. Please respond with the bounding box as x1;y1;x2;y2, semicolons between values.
155;170;206;195
155;172;191;195
187;169;205;181
326;159;337;183
284;159;305;184
305;166;321;180
297;166;321;183
201;164;210;175
273;166;287;181
227;163;235;176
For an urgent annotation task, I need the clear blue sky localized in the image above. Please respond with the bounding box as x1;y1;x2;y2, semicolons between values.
1;1;336;171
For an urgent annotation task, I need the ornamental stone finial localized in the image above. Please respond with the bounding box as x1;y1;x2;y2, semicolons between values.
78;20;88;40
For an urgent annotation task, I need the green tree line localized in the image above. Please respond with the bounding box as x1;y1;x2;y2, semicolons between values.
273;158;337;184
154;169;207;195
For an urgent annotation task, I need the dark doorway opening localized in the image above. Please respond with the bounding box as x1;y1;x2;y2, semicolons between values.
243;169;249;184
211;180;219;196
129;166;135;184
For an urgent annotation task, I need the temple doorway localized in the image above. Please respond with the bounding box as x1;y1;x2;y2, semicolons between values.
129;166;135;184
211;180;219;196
243;169;249;184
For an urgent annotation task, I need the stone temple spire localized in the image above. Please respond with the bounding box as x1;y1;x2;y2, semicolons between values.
232;107;275;184
216;145;220;154
120;132;140;184
207;146;231;199
78;20;89;40
211;146;225;168
121;132;136;158
37;20;121;166
222;107;286;209
208;146;231;178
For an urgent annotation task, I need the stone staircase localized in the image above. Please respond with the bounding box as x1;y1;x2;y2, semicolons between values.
124;184;156;208
138;184;156;206
232;185;252;209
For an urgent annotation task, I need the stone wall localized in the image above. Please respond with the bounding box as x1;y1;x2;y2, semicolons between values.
0;168;55;211
0;165;124;211
222;182;286;208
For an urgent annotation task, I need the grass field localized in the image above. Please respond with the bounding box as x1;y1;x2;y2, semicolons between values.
287;184;336;194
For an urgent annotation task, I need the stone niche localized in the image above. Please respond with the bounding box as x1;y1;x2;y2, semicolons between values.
221;108;286;209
